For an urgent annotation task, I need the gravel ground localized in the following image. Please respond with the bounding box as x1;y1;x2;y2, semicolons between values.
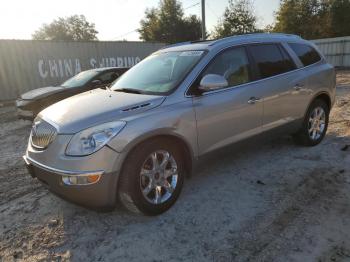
0;72;350;262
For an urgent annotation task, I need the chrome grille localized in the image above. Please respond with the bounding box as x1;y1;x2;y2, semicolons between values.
30;119;57;149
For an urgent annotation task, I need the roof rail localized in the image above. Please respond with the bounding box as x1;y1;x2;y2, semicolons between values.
161;39;214;49
160;33;302;50
190;39;214;44
161;41;191;50
209;33;301;46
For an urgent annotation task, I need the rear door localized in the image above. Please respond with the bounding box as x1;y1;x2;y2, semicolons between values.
190;46;264;155
247;43;308;131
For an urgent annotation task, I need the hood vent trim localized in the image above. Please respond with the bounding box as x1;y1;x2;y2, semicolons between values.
121;103;151;112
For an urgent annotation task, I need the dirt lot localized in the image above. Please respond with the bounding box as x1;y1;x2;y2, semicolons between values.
0;72;350;262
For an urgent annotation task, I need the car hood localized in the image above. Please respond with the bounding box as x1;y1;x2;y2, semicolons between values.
39;88;166;134
20;86;65;100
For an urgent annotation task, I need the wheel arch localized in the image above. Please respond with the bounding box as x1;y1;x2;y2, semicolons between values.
117;132;195;181
313;92;331;109
304;91;332;118
293;91;331;146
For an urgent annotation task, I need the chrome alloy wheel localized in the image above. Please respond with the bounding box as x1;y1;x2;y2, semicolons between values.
139;150;178;204
308;106;326;140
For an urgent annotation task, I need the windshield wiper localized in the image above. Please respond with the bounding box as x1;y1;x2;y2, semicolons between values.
114;88;143;94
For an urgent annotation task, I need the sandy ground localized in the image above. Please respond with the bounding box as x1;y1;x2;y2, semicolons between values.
0;72;350;262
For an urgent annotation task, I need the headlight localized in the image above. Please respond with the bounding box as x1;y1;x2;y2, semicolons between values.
66;121;126;156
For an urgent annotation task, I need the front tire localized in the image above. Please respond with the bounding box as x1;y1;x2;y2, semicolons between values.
293;99;329;146
118;138;185;215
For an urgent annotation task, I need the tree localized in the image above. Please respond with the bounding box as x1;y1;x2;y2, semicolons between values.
273;0;350;39
330;0;350;37
273;0;330;39
138;0;202;43
180;15;202;42
211;0;258;39
32;15;98;41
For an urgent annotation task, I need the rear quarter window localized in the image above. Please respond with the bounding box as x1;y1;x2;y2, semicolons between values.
288;43;322;67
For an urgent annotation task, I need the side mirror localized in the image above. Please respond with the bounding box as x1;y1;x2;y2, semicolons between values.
91;79;102;87
198;74;228;93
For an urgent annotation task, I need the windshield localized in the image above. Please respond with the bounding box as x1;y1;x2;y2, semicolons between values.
61;70;99;88
111;50;205;94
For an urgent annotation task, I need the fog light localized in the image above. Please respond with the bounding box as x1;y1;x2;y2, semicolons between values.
62;173;102;185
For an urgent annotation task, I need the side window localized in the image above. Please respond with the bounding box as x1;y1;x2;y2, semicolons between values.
97;71;120;84
249;44;297;79
202;47;251;88
288;43;321;66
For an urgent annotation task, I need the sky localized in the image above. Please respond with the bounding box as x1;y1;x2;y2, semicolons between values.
0;0;280;41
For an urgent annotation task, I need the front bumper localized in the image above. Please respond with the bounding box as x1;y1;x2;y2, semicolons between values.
23;155;119;209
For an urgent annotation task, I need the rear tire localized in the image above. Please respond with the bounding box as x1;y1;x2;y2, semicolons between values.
293;99;329;146
118;138;185;215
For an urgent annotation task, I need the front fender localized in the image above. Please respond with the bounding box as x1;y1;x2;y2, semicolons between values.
107;99;198;158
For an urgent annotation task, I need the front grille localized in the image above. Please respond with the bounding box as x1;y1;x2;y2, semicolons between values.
30;119;57;149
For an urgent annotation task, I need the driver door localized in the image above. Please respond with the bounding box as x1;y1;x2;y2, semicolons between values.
191;46;264;155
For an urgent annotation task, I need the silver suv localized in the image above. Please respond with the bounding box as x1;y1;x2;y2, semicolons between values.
24;34;336;215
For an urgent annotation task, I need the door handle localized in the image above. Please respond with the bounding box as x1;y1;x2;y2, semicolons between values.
293;84;304;91
248;97;261;104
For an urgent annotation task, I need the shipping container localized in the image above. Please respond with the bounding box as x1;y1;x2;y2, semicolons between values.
0;40;165;101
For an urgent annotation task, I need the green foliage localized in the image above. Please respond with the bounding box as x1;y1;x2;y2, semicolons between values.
32;15;98;41
211;0;258;39
330;0;350;37
138;0;202;43
273;0;350;39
